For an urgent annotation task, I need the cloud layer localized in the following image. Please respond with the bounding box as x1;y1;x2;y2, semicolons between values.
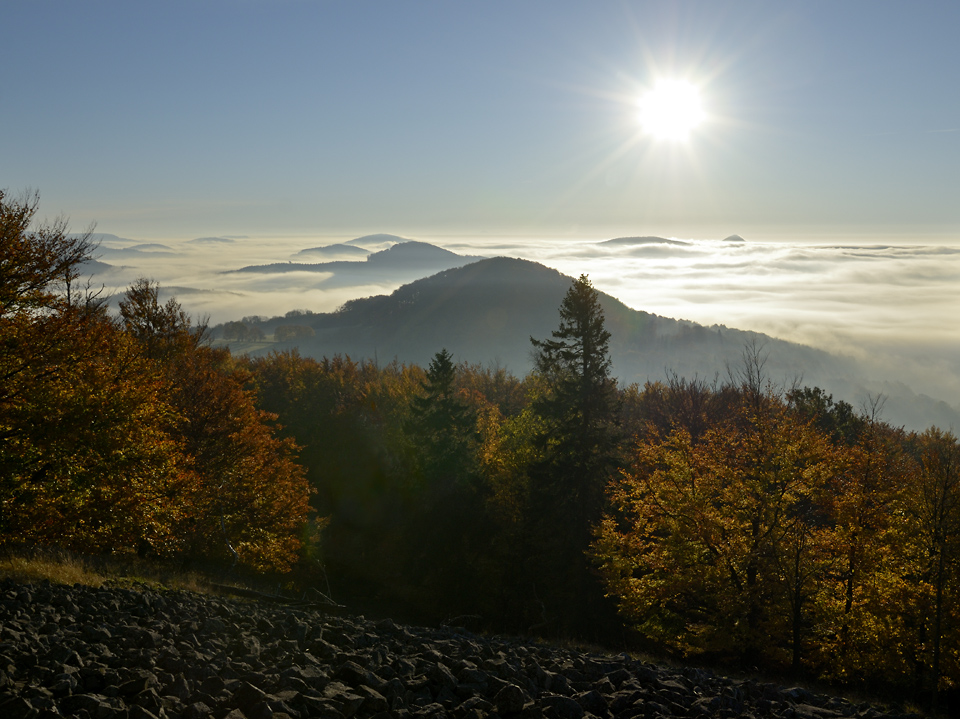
88;231;960;413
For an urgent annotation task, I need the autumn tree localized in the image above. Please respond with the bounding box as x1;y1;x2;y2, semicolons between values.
900;428;960;699
120;277;202;361
1;189;99;450
622;372;728;444
593;378;836;668
0;192;185;554
808;417;908;682
120;281;310;572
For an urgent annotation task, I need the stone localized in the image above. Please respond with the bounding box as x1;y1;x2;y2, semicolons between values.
0;696;40;719
234;680;270;708
542;694;585;719
496;684;528;715
181;702;214;719
0;580;904;719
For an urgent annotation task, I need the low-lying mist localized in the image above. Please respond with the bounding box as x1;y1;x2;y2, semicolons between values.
87;231;960;424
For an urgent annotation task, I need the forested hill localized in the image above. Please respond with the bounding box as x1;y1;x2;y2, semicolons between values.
219;256;960;429
232;256;848;389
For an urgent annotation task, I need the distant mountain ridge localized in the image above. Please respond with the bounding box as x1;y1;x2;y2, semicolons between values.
600;236;691;247
235;256;841;387
344;233;411;247
226;241;485;289
220;256;960;430
293;244;370;259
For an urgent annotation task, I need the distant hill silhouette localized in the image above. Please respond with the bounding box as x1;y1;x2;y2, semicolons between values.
188;237;235;245
293;244;370;259
227;241;485;289
344;233;411;248
79;258;115;274
236;256;845;389
126;243;174;252
217;256;960;429
600;236;691;247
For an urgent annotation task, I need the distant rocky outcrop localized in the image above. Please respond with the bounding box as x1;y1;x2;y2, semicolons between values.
0;579;910;719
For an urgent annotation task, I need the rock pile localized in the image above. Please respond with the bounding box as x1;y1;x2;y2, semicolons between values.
0;578;910;719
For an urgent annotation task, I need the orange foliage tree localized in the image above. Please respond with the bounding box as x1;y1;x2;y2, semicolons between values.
1;191;187;553
119;280;310;572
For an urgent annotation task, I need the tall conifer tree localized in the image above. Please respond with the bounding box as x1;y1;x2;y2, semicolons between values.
528;274;620;635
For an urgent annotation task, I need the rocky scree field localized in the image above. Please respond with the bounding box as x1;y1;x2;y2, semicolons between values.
0;578;919;719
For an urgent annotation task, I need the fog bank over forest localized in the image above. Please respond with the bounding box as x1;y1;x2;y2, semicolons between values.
84;231;960;430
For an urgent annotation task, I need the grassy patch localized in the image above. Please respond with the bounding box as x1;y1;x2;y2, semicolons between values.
0;549;106;587
0;545;218;594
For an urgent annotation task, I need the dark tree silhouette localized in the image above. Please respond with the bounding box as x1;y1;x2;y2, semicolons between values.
409;349;477;486
527;274;621;636
404;348;486;615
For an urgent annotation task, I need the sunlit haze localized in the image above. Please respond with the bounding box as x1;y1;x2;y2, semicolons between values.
3;1;959;419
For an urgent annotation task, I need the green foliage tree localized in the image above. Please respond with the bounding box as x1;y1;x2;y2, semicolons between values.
408;349;477;485
788;386;864;446
401;349;487;614
221;320;265;341
242;351;422;592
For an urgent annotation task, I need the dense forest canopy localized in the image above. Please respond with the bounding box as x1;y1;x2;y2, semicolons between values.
3;192;960;705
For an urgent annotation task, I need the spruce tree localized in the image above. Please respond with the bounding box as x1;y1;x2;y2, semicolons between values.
409;348;477;486
528;274;621;636
406;348;483;613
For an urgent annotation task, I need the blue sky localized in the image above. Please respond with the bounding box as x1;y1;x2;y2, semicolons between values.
5;1;960;241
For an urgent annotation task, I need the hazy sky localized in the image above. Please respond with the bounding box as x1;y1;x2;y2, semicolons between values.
6;1;960;418
4;1;959;241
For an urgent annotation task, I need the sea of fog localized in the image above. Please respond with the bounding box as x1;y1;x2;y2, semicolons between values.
89;232;960;418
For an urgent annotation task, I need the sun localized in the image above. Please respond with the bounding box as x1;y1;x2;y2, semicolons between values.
637;79;705;142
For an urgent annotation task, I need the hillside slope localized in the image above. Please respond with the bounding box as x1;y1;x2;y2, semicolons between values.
246;257;846;388
222;256;960;429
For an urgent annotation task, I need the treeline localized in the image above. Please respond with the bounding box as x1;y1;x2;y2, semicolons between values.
3;192;959;701
0;191;309;571
238;339;960;699
235;275;621;644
